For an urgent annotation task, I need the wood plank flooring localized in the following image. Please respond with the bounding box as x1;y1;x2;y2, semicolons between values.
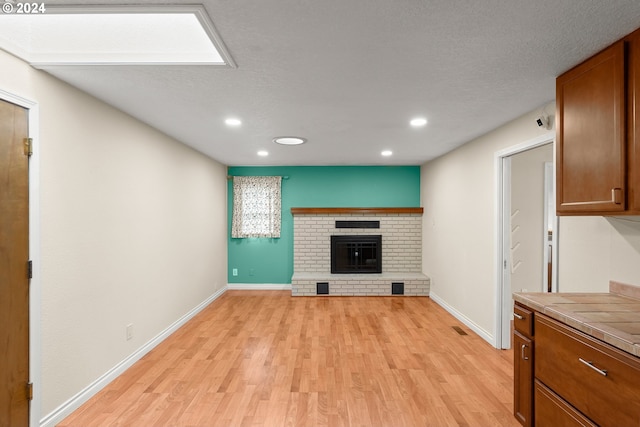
58;291;519;427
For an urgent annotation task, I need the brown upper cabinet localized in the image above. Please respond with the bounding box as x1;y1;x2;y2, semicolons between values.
556;27;640;215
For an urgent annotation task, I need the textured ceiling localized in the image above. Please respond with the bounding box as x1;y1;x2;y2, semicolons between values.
15;0;640;166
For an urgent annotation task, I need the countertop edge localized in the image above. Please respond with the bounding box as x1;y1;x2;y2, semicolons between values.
513;291;640;358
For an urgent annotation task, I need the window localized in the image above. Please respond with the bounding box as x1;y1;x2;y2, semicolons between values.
231;176;282;238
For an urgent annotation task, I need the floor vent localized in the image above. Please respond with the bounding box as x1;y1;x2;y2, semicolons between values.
452;326;468;336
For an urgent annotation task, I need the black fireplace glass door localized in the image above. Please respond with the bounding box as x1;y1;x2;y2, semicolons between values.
331;235;381;274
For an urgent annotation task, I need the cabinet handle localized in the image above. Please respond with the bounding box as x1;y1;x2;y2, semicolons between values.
612;188;623;204
513;313;523;320
521;344;529;361
578;358;608;376
564;188;624;207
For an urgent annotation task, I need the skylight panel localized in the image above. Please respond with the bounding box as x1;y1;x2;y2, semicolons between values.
0;5;235;66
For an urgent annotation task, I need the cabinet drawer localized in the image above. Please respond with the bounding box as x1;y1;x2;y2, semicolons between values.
534;380;597;427
535;315;640;427
514;304;533;337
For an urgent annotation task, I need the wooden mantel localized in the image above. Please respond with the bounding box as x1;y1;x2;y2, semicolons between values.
290;207;423;215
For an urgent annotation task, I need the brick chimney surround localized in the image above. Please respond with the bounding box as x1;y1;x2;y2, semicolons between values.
291;208;430;296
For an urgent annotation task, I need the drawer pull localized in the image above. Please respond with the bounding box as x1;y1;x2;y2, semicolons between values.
513;313;524;320
578;358;608;376
521;344;529;361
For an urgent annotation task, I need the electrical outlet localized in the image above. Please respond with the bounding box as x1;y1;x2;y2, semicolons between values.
126;324;133;341
232;268;238;276
249;268;255;276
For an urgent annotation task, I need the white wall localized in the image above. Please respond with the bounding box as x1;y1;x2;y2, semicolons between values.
421;104;555;341
422;102;640;344
558;216;640;292
1;50;228;421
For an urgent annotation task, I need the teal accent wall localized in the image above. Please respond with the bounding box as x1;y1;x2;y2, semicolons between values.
227;166;421;284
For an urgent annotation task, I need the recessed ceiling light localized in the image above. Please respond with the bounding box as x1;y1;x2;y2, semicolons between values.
225;118;242;126
257;150;269;157
381;150;393;157
273;137;306;146
410;117;428;127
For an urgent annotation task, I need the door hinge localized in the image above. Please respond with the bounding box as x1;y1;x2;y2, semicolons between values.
24;138;33;157
27;260;32;279
26;383;33;401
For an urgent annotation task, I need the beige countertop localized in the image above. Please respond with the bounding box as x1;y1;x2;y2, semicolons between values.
513;281;640;357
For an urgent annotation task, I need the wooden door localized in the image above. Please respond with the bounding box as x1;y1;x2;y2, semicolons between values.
556;41;626;214
0;99;30;427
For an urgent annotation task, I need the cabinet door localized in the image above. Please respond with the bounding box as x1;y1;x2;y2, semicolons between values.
534;380;597;427
556;40;626;214
514;331;534;427
628;29;640;211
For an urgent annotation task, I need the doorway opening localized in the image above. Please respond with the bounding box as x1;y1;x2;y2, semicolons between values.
495;133;557;349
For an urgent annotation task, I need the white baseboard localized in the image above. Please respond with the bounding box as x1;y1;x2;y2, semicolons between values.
429;291;496;347
227;283;292;290
39;286;227;427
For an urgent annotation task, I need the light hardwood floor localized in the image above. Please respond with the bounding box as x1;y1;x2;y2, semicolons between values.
58;291;519;427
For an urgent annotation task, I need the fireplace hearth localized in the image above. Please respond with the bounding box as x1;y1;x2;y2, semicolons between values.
331;235;382;274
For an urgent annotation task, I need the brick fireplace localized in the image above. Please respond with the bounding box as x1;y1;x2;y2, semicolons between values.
291;208;430;296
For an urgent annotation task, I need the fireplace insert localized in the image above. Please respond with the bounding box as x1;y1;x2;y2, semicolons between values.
331;235;381;274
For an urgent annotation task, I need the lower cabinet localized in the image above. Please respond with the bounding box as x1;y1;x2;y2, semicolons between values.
535;315;640;427
514;309;640;427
